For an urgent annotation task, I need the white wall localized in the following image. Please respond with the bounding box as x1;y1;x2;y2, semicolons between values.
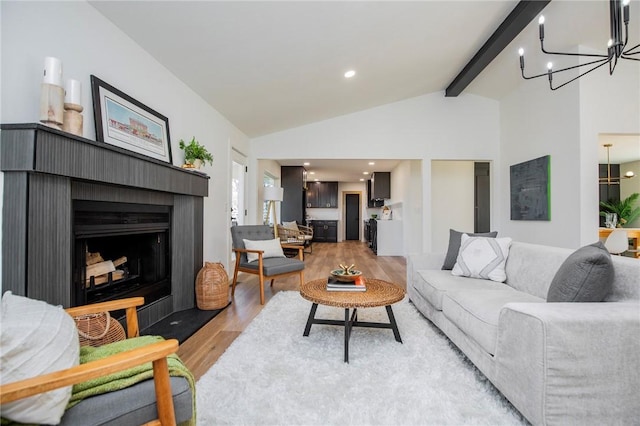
500;74;582;248
499;48;639;249
251;92;500;253
0;1;250;274
579;56;640;243
431;161;475;253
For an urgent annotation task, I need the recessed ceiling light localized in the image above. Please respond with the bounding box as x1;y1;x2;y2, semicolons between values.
344;70;356;78
363;171;369;175
314;178;319;181
303;162;310;166
309;171;315;175
359;178;365;182
368;162;375;165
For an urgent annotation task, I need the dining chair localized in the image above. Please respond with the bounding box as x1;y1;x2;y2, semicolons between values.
604;229;629;255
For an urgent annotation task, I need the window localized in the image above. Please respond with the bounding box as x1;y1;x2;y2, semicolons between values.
263;174;276;224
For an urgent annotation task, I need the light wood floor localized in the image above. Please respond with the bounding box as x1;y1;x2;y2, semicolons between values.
177;241;406;380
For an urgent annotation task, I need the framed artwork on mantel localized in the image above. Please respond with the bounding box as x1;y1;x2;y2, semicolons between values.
510;155;551;221
90;75;172;164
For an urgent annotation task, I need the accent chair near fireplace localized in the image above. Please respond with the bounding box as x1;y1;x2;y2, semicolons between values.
1;124;209;330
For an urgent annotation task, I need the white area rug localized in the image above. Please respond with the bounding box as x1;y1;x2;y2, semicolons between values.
196;291;527;425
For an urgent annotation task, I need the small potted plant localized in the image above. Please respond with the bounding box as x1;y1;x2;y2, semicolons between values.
178;137;213;169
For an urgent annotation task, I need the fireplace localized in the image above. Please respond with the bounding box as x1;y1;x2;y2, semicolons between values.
1;124;208;330
73;201;171;307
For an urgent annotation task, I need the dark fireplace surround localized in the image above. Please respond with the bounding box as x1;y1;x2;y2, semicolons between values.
1;124;209;330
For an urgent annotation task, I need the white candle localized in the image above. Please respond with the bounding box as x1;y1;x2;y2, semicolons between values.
65;79;82;105
43;57;63;86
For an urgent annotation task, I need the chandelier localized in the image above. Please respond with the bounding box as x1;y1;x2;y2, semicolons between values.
599;143;636;185
518;0;639;90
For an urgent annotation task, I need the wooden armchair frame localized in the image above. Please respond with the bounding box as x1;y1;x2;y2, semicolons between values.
0;297;180;426
231;244;304;305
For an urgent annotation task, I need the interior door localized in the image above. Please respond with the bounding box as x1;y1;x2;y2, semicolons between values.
345;193;360;240
474;162;490;233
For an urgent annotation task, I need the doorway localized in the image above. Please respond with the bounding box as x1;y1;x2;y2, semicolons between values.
345;193;361;240
474;162;490;233
231;160;246;227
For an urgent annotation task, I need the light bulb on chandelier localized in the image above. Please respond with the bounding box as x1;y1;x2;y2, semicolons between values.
518;0;638;90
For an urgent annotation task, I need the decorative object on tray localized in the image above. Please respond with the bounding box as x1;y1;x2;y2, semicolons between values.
381;206;392;220
90;75;172;163
40;57;65;130
196;262;230;310
62;78;83;136
330;263;363;282
179;136;213;169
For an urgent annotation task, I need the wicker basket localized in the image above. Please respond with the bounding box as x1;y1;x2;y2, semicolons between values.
74;311;126;347
196;262;230;310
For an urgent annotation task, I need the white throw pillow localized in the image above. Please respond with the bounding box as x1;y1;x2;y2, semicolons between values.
0;292;80;424
243;238;285;263
282;221;299;231
451;234;512;282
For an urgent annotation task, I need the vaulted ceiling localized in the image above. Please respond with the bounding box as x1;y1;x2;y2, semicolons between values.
90;1;639;181
91;1;635;138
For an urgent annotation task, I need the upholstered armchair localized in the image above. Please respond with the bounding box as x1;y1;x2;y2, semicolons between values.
0;295;193;426
230;225;305;304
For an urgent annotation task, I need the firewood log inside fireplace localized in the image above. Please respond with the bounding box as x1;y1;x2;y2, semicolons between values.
85;253;128;287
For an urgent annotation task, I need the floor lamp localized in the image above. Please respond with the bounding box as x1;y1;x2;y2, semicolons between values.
264;186;284;238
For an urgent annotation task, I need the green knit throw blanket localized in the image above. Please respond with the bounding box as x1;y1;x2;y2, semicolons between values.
68;335;196;425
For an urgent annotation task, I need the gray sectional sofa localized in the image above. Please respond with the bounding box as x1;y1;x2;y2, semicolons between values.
407;241;640;425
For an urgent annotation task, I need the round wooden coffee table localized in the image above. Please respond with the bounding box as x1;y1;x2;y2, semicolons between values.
300;278;405;363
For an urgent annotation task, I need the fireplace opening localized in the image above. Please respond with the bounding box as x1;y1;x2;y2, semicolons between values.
73;201;171;307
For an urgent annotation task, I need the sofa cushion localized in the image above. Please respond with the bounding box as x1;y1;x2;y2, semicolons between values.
443;289;544;355
0;292;80;425
451;235;512;282
442;229;498;270
547;241;614;302
414;270;511;311
241;256;304;276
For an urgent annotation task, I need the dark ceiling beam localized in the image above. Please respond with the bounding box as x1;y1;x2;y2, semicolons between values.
445;0;551;97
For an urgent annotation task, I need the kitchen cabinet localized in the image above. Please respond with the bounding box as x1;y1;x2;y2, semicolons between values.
366;180;384;207
310;220;338;242
375;220;403;256
306;181;338;208
370;172;390;200
281;166;306;224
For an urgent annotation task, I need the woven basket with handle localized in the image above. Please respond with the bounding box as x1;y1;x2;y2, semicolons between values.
74;311;126;347
196;262;230;310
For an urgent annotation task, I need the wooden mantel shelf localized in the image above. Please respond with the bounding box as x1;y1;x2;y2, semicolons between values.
1;123;208;197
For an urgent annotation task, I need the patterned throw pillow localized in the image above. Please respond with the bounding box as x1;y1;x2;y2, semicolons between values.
441;229;498;270
451;234;513;282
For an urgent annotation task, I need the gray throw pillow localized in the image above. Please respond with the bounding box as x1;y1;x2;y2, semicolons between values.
442;229;498;270
546;241;614;302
